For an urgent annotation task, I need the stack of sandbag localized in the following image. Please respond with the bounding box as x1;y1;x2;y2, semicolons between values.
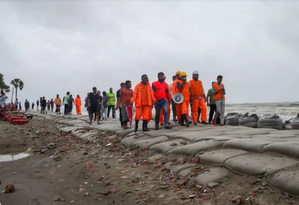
225;113;243;126
291;114;299;130
257;114;283;130
224;112;239;124
239;112;259;128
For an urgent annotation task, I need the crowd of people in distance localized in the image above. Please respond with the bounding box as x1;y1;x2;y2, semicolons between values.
13;70;226;133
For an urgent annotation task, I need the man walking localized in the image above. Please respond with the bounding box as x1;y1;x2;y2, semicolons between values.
55;94;61;115
75;95;82;115
88;87;100;125
120;81;133;129
172;71;183;123
171;75;177;122
24;99;30;112
207;83;220;124
152;72;172;130
116;83;125;126
31;102;34;110
189;70;208;125
131;74;156;132
212;75;226;126
107;88;116;118
63;92;70;115
50;98;54;112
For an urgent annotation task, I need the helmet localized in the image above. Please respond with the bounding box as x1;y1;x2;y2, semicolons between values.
176;71;181;75
192;70;199;75
181;71;187;77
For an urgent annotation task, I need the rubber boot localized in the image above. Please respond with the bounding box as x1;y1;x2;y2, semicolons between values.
143;120;150;131
134;120;139;132
180;115;186;126
184;114;190;127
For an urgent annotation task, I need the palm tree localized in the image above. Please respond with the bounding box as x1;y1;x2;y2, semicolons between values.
0;73;10;98
11;78;24;100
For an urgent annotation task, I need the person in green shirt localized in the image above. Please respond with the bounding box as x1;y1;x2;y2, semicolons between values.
207;83;220;124
63;92;70;115
24;99;30;112
107;87;116;118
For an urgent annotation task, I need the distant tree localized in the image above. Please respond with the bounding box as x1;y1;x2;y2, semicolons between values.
0;73;10;98
11;78;24;100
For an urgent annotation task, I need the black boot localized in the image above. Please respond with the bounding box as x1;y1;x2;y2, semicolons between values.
134;120;139;132
184;114;190;127
143;120;150;131
180;115;186;126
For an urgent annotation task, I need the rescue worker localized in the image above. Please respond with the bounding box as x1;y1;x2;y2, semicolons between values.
159;75;171;125
172;71;183;123
152;72;172;130
189;70;208;125
212;75;226;126
131;74;156;132
171;75;177;121
177;71;190;127
75;95;82;115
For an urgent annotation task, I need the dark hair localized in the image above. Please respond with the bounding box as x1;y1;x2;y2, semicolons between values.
217;75;223;79
92;87;96;90
158;72;164;77
103;91;107;96
120;82;125;86
141;74;147;79
67;91;70;95
125;80;131;85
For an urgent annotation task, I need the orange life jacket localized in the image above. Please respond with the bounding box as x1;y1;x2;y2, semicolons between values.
180;82;190;101
189;79;205;98
172;79;182;94
152;81;168;101
131;82;156;107
212;82;225;100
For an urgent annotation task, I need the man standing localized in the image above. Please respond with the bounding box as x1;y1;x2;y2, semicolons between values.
189;70;208;125
50;98;54;112
177;72;190;127
41;97;47;114
68;94;74;114
120;81;133;129
88;87;100;125
212;75;226;126
24;99;30;112
55;94;61;115
63;92;70;115
36;100;39;111
131;74;156;132
152;72;172;130
31;102;34;110
172;71;183;123
207;83;220;124
171;75;177;122
116;83;125;126
75;95;82;115
107;88;116;118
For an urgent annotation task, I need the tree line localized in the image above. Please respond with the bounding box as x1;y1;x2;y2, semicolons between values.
0;73;24;101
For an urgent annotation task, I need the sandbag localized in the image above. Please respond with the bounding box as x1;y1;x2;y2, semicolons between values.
268;166;299;196
149;139;187;155
191;167;231;186
257;114;283;130
224;112;240;125
225;153;298;176
291;114;299;130
263;141;299;157
226;113;243;126
239;113;259;128
132;136;168;149
223;138;273;153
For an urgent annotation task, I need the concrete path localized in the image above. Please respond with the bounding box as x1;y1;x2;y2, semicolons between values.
28;111;299;196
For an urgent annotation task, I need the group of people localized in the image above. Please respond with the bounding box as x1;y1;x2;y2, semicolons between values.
108;71;226;132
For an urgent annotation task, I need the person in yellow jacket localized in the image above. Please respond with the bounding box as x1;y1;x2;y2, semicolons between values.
54;94;61;115
131;74;156;132
107;88;116;118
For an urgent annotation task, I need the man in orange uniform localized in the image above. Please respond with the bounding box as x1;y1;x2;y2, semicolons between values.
177;71;190;127
131;74;156;132
172;71;183;123
75;95;82;115
212;75;226;126
189;70;208;125
152;72;172;130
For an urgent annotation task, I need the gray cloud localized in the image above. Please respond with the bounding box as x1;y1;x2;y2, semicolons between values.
1;1;298;104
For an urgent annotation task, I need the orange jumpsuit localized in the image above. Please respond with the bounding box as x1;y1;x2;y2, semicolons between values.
180;82;190;115
172;79;183;122
75;97;82;115
131;82;156;121
190;79;207;123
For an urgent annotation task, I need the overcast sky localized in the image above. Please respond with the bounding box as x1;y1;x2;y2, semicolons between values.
1;1;299;104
